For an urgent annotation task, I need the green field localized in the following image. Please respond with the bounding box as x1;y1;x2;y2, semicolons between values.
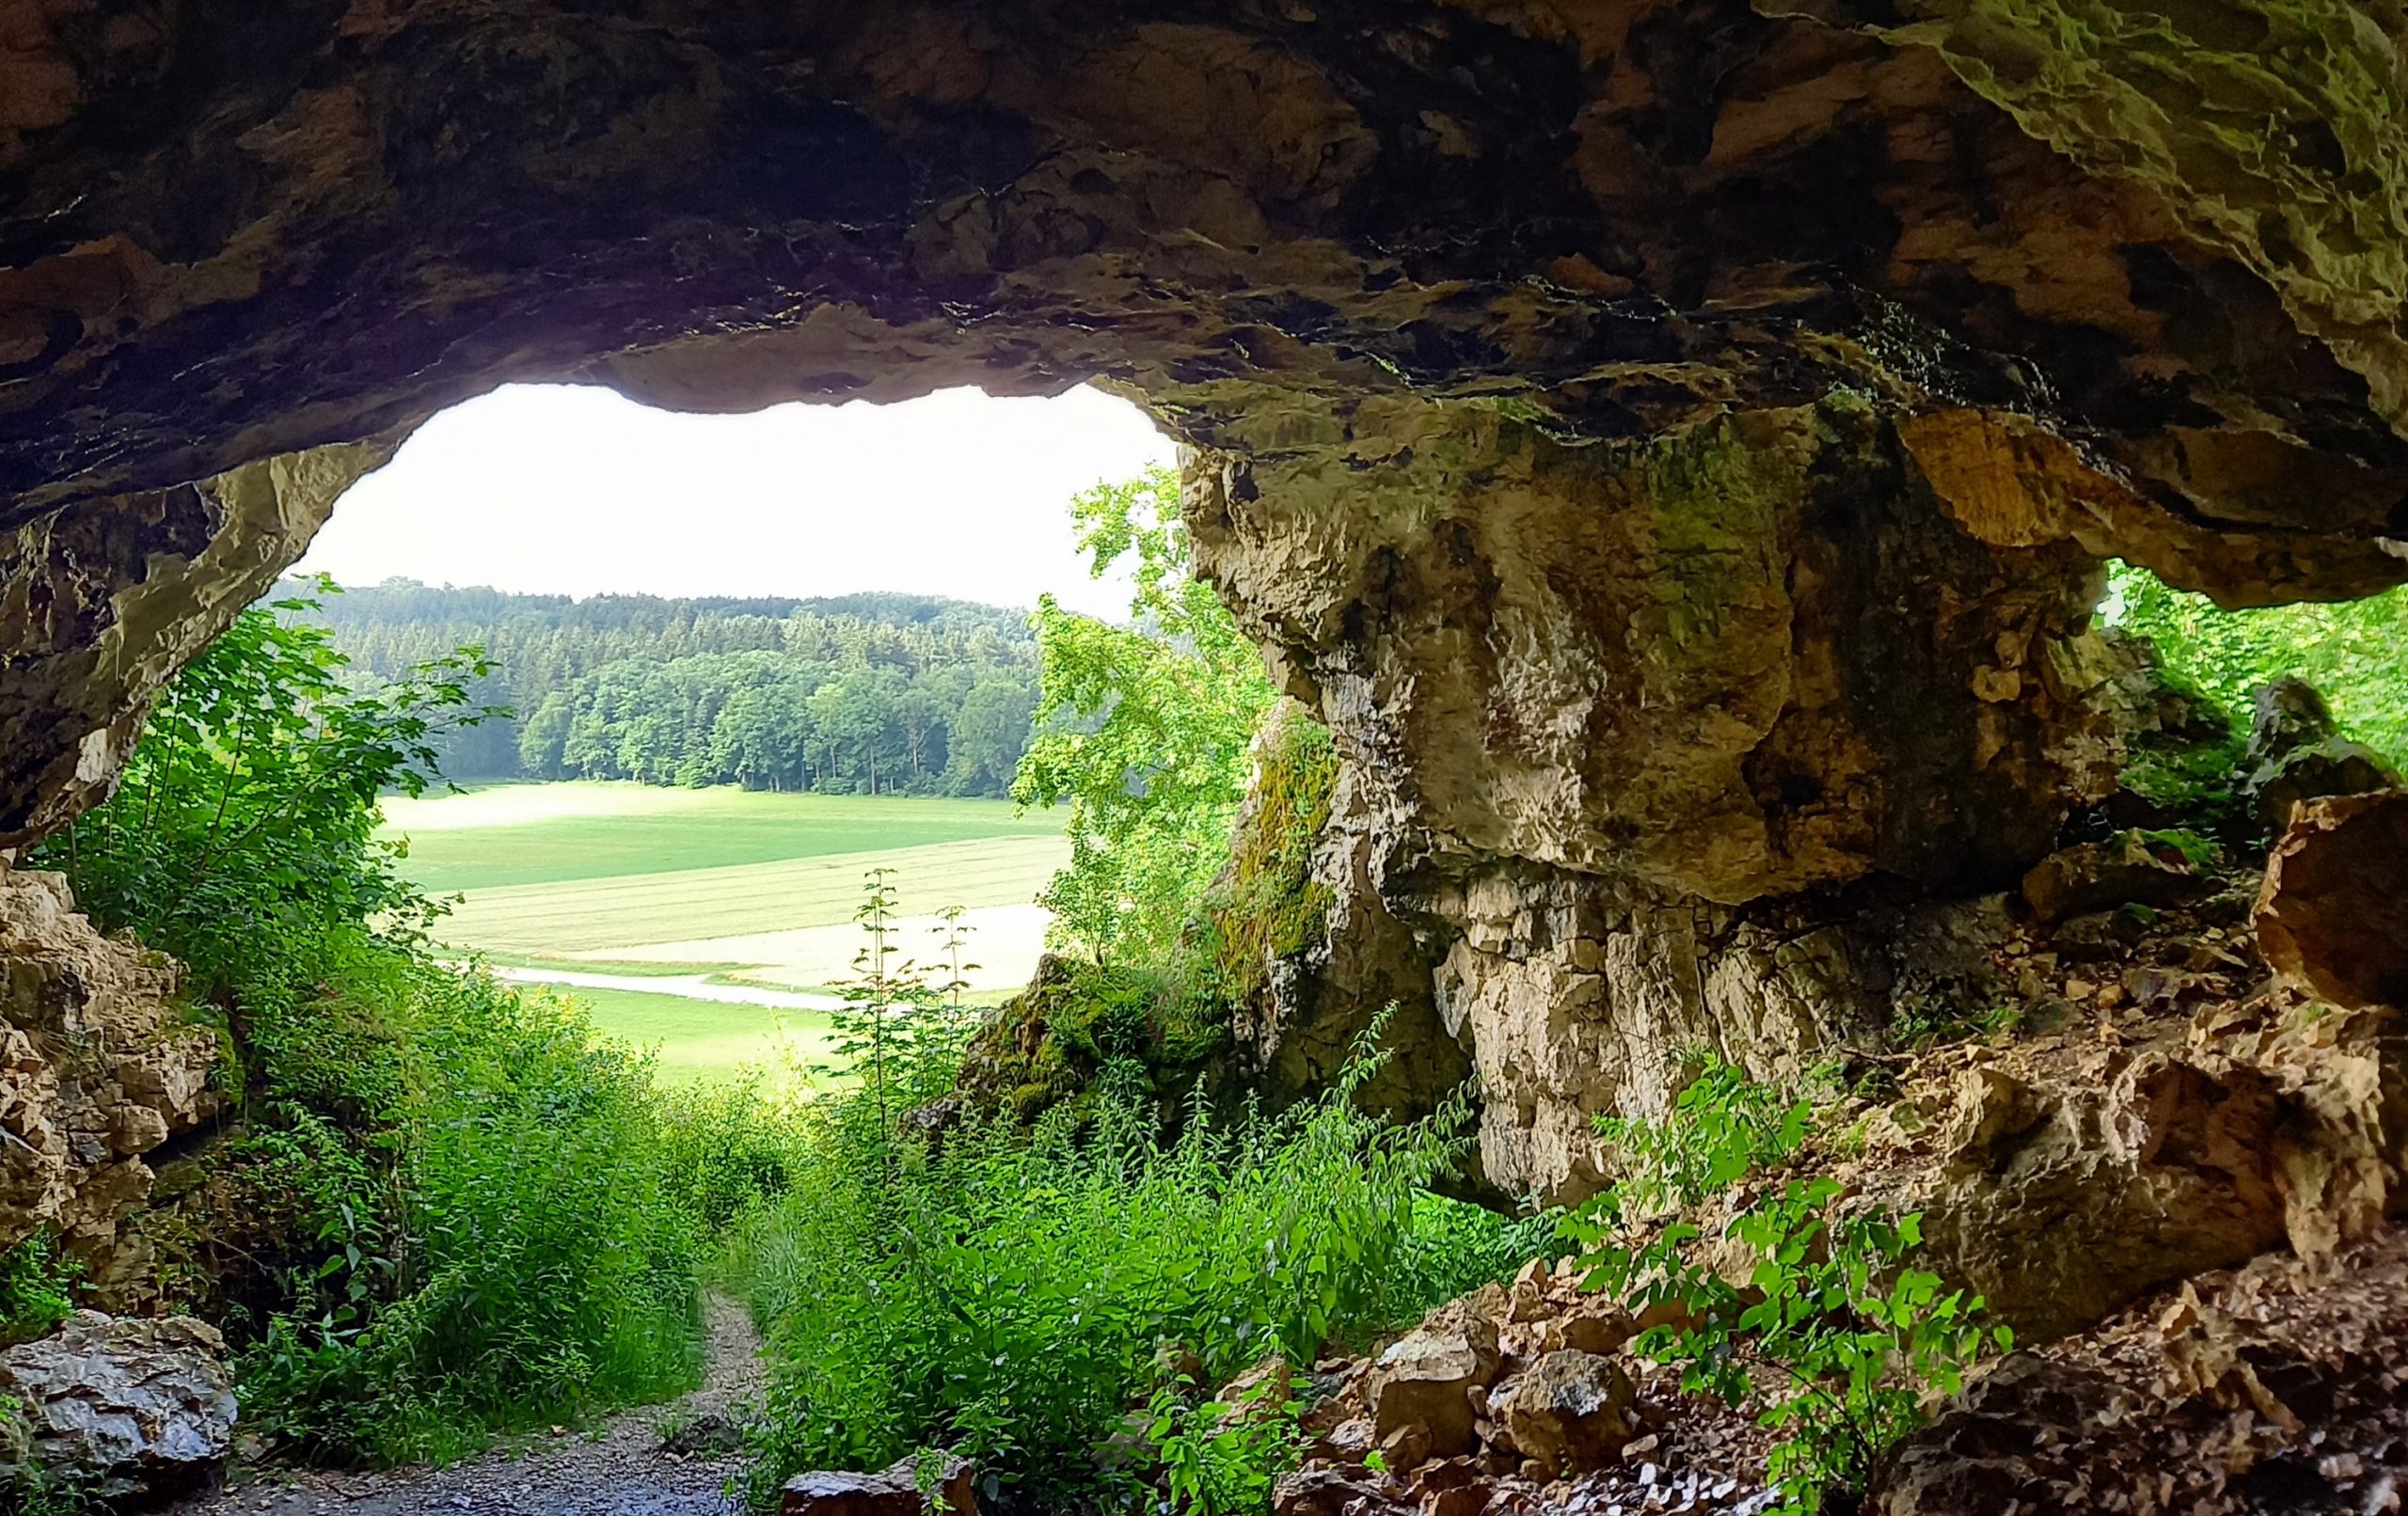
560;985;840;1085
383;782;1064;1082
435;834;1066;955
383;782;1064;892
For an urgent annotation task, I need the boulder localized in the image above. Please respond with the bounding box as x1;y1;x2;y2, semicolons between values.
0;1311;236;1498
1272;1468;1408;1516
2020;831;2212;924
1494;1351;1636;1476
2240;679;2399;831
2256;791;2408;1010
784;1456;977;1516
1365;1320;1500;1458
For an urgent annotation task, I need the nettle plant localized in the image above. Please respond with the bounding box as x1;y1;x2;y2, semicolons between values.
1566;1060;2011;1513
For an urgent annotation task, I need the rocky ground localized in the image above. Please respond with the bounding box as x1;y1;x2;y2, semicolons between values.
166;1296;764;1516
1245;787;2408;1516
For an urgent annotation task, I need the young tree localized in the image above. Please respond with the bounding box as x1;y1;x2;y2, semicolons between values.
1014;465;1278;964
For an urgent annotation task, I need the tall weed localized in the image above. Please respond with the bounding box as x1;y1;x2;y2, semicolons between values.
728;1036;1519;1513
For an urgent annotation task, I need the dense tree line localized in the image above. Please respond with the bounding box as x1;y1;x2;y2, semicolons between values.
280;579;1040;795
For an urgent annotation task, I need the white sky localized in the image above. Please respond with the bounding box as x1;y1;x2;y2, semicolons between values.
295;383;1178;620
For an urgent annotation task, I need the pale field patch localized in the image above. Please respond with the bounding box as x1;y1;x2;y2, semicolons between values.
391;782;1069;1082
593;901;1054;994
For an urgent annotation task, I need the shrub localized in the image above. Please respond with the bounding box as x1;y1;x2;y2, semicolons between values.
728;1019;1522;1514
1567;1062;2009;1514
29;590;717;1464
0;1233;82;1348
232;972;705;1465
2106;561;2408;761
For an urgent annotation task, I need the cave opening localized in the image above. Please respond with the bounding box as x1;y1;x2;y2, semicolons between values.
8;3;2408;1506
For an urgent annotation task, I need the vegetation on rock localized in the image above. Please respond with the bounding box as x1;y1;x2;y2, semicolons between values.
24;594;730;1465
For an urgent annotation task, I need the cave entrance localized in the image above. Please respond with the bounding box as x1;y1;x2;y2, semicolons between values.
277;379;1178;1081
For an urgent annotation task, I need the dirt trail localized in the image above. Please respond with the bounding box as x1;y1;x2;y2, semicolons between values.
174;1295;766;1516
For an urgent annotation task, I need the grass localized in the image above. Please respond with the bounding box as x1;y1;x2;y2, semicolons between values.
428;837;1068;955
383;782;1064;892
380;782;1067;1087
569;986;840;1085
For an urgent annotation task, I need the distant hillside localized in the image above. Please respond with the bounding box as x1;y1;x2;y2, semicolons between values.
277;578;1038;796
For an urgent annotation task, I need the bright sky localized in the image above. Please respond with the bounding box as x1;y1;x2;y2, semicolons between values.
295;383;1178;620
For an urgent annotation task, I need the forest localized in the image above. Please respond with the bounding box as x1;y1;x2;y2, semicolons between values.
284;581;1042;796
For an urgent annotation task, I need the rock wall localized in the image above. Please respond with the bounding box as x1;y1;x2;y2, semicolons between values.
1196;398;2122;1197
0;871;219;1274
7;2;2408;1213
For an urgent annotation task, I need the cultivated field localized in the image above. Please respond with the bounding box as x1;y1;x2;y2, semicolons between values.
381;782;1067;1079
555;986;840;1086
384;782;1065;892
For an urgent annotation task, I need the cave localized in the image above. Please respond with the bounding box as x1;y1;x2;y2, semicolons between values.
7;2;2408;1503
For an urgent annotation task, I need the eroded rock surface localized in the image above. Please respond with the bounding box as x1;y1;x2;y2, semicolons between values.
4;0;2407;866
0;1310;236;1498
0;870;220;1270
2256;790;2408;1011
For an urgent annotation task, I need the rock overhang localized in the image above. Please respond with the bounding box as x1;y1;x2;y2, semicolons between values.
3;6;2407;1175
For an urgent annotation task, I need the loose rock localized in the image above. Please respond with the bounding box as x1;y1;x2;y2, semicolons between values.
0;1310;237;1498
1497;1352;1636;1476
2256;790;2408;1010
783;1456;976;1516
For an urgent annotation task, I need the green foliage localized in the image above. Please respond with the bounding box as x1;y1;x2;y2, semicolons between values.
285;580;1039;794
28;589;721;1466
39;583;501;985
2106;561;2408;761
1568;1063;2007;1513
237;974;705;1465
1016;466;1281;967
0;1232;82;1347
731;963;1515;1514
1595;1060;1810;1214
1146;1372;1305;1516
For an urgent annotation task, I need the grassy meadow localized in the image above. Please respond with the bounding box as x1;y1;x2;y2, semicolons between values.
379;782;1065;1081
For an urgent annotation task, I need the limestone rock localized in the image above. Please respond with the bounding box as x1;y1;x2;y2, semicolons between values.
9;0;2408;1244
0;1310;236;1497
1272;1468;1406;1516
1367;1319;1500;1458
1901;1053;2290;1339
783;1456;977;1516
0;871;220;1267
1495;1351;1635;1476
2256;791;2408;1010
2020;831;2212;924
2240;680;2399;831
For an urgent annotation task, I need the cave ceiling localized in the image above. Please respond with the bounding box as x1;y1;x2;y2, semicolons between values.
2;0;2406;852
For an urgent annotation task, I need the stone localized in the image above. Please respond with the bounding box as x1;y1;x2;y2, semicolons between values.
1544;1310;1635;1358
783;1456;976;1516
1367;1321;1500;1458
1495;1352;1636;1476
0;872;221;1287
1274;1469;1405;1516
2256;791;2408;1011
2020;832;2213;925
2240;680;2400;831
1377;1422;1432;1473
1422;1483;1489;1516
0;1311;236;1498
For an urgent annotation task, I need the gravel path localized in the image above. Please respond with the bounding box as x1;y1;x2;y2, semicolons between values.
174;1295;767;1516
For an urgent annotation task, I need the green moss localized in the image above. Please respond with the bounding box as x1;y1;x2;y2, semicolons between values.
1196;715;1339;1005
960;711;1343;1127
